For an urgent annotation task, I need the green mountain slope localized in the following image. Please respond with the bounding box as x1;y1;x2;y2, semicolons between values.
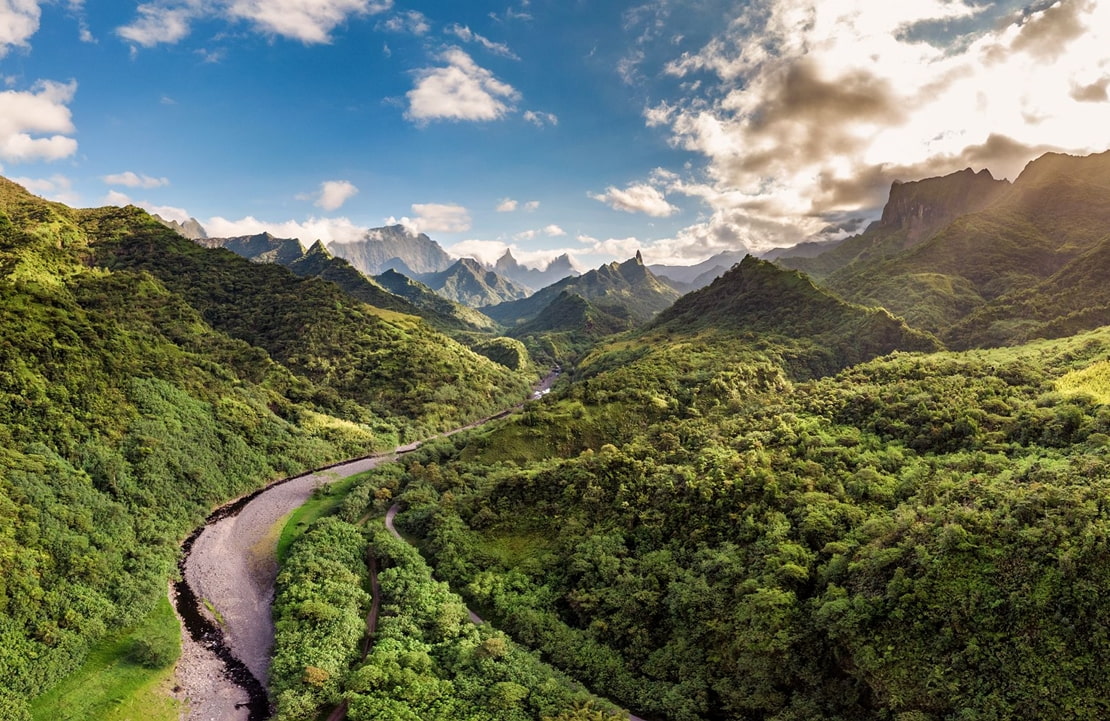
284;240;424;316
651;256;940;376
0;178;532;718
374;268;500;332
506;291;637;365
382;312;1110;721
949;233;1110;348
484;252;681;327
779;167;1011;279
415;258;530;308
814;151;1110;336
197;231;304;265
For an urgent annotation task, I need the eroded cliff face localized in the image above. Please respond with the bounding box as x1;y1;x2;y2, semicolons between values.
328;224;454;276
879;167;1011;245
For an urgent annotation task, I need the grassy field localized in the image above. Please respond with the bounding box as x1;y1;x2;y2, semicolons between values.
30;595;181;721
276;471;366;562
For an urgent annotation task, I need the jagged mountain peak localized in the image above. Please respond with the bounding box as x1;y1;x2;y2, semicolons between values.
304;239;332;257
879;166;1011;242
329;225;453;276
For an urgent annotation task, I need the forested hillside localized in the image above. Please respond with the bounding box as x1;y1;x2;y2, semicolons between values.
378;326;1110;721
808;151;1110;338
0;178;532;719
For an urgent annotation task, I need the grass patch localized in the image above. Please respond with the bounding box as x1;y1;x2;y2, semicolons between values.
473;524;560;577
276;471;365;562
1057;359;1110;404
30;595;181;721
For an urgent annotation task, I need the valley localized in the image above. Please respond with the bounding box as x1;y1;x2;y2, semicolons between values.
5;148;1110;721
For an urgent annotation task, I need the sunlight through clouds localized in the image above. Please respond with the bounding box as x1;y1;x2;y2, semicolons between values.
642;0;1110;256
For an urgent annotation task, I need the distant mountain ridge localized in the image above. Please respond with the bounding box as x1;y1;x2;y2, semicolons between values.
819;150;1110;338
494;249;579;289
777;167;1013;279
649;249;749;289
154;214;208;240
198;231;304;265
484;251;682;327
196;232;496;333
414;257;531;308
328;225;454;276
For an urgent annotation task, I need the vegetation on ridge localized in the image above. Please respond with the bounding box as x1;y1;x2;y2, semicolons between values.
0;177;533;719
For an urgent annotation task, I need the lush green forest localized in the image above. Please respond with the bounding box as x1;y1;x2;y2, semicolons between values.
8;149;1110;721
376;327;1110;720
0;178;534;719
271;503;626;720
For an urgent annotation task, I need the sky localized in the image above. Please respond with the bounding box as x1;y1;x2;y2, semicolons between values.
2;0;1110;270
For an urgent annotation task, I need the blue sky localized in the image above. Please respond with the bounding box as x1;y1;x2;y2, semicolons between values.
3;1;1110;269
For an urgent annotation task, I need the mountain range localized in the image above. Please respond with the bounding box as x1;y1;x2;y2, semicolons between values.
9;147;1110;721
483;251;682;327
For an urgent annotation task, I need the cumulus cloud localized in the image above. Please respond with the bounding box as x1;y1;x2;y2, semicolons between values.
590;182;678;217
379;9;429;35
447;238;583;270
523;110;558;127
445;23;518;58
523;200;539;211
297;179;359;211
496;198;518;212
388;202;471;234
203;214;366;244
12;174;79;204
0;0;42;55
118;0;393;47
406;47;518;123
635;0;1110;255
576;233;643;260
1072;76;1110;103
117;3;194;46
0;79;78;163
103;171;170;188
103;189;192;224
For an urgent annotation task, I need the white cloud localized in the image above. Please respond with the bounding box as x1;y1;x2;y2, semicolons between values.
11;173;79;204
297;179;359;211
103;171;170;188
496;198;518;212
118;0;393;47
576;233;643;260
103;189;192;224
523;200;539;211
203;214;366;244
445;23;518;59
406;47;519;123
0;0;41;55
543;224;566;236
379;9;429;35
117;3;194;47
0;79;78;163
523;110;558;127
389;202;471;234
446;238;583;270
646;0;1110;255
227;0;392;43
590;182;678;217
